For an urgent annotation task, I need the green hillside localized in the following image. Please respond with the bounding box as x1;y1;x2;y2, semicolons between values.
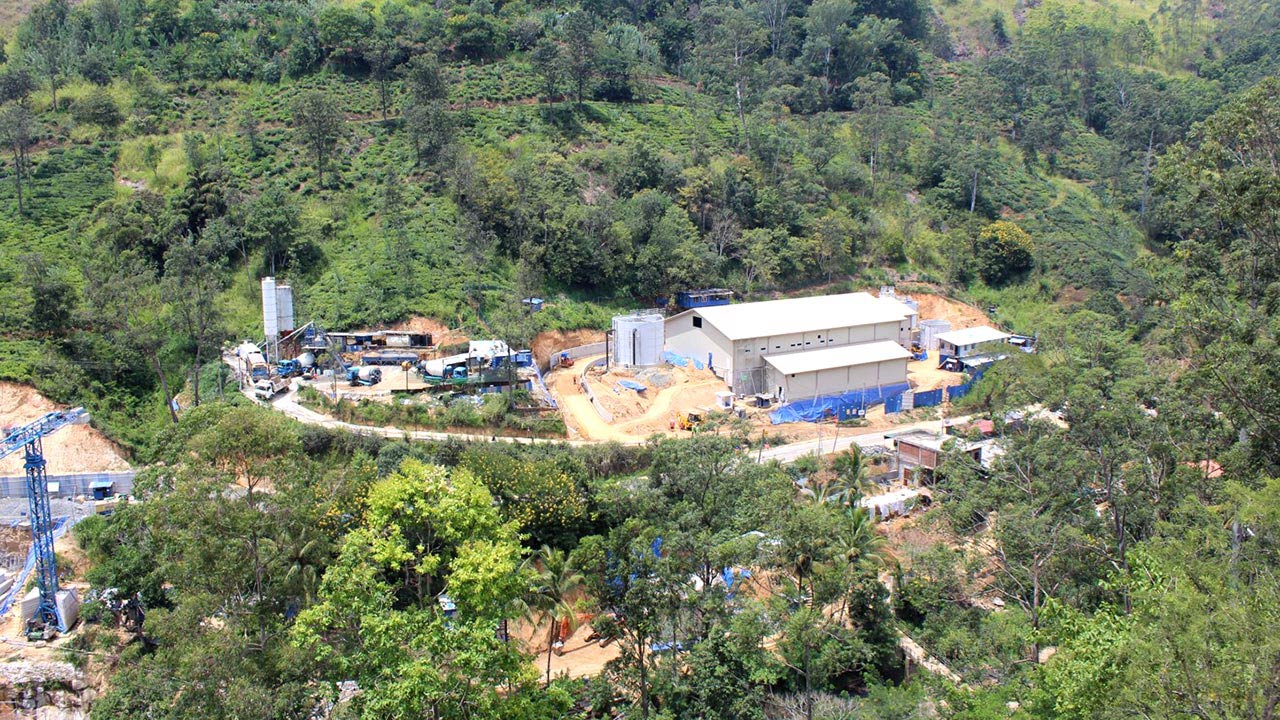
2;0;1280;715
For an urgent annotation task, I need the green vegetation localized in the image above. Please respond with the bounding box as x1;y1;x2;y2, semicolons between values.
5;0;1280;714
298;385;568;437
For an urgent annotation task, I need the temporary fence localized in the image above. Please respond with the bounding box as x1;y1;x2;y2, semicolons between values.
913;389;944;408
769;383;911;424
884;393;905;414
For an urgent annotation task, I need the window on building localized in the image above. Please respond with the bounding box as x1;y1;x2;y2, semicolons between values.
692;316;702;328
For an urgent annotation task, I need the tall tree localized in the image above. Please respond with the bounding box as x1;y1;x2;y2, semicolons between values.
560;11;597;106
531;38;566;109
0;102;35;215
20;0;73;111
163;233;224;407
290;90;344;188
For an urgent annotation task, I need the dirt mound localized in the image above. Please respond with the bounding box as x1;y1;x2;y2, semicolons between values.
905;293;989;330
0;383;130;476
388;316;469;346
532;329;605;367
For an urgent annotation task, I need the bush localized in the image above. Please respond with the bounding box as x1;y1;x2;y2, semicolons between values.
972;220;1034;286
73;89;125;132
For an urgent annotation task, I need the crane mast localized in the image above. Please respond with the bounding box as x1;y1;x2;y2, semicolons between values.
0;407;89;635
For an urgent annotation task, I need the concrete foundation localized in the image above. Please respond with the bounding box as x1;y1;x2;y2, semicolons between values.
20;588;80;630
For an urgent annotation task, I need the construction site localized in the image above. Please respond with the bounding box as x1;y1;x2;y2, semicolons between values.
227;278;1026;446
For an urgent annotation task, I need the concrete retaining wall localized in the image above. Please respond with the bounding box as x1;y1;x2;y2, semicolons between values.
0;472;136;499
580;358;614;423
543;342;607;371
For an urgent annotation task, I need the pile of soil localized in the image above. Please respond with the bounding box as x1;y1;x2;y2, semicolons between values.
0;383;130;476
531;329;605;368
905;293;990;330
388;316;470;347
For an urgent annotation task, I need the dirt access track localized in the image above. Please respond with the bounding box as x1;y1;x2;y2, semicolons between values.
546;357;725;442
0;383;130;476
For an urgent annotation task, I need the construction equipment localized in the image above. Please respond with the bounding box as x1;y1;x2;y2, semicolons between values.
0;407;89;639
559;352;575;368
347;366;382;386
677;411;703;431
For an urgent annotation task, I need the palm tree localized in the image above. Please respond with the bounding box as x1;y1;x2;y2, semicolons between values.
831;506;886;569
799;447;874;509
522;545;585;687
829;446;872;499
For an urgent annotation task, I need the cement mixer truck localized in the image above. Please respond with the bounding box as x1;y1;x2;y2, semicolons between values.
347;366;382;386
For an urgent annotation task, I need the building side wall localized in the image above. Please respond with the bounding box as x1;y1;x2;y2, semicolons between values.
664;312;735;382
768;357;909;402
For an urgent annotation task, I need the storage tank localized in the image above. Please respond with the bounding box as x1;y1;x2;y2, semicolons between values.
612;311;665;367
261;277;279;340
275;282;294;333
919;319;952;351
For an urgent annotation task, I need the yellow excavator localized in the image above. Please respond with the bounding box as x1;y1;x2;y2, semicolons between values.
677;410;703;431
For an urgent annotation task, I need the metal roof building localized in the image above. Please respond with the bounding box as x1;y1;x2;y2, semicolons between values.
935;326;1011;359
664;292;917;395
764;341;911;403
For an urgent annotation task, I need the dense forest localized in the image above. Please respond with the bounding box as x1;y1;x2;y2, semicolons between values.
1;0;1279;715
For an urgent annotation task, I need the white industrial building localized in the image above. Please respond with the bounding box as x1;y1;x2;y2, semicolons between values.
765;341;911;403
664;292;917;396
935;326;1010;360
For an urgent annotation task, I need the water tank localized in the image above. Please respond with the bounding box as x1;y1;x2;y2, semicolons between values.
612;311;665;367
920;319;952;351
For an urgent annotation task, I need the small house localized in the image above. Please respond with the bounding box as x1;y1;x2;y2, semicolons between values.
934;326;1011;360
895;430;982;484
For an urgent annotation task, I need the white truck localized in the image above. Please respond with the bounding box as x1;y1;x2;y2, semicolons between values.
253;377;289;400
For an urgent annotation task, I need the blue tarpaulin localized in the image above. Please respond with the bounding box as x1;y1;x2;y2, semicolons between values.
769;383;911;424
913;350;928;361
662;351;705;370
618;380;647;392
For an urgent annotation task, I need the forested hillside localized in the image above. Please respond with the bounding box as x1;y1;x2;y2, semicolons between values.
1;0;1279;715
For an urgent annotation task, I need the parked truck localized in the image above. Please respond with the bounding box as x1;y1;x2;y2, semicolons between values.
253;376;289;400
347;366;383;386
247;352;270;381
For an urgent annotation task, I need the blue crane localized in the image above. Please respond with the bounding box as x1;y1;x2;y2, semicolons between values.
0;407;88;635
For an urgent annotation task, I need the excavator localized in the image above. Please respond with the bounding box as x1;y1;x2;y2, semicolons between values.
677;411;703;431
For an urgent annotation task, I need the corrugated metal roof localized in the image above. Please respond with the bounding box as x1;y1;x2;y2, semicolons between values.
678;292;913;341
934;326;1010;346
764;340;911;375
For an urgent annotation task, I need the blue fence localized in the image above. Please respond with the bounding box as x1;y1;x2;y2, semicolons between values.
884;393;904;413
770;383;911;424
914;389;944;408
